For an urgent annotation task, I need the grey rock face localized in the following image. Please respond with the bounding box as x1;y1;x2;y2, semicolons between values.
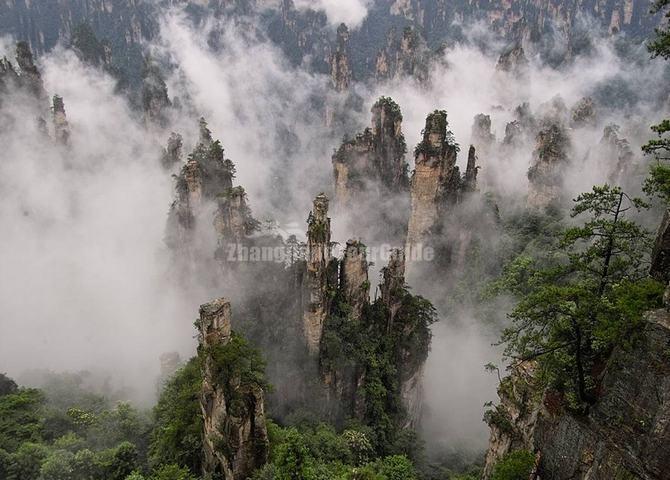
483;310;670;480
198;298;269;480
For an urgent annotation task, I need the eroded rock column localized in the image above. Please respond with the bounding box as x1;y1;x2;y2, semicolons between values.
303;193;335;354
198;298;269;480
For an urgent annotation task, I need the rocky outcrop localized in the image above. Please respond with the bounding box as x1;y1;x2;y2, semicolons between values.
379;248;429;428
52;95;70;146
482;362;542;479
142;59;171;127
214;186;258;244
214;186;260;262
571;97;596;127
463;145;479;193
266;0;332;74
0;56;20;101
302;193;336;354
496;44;529;76
514;102;538;134
333;96;408;204
166;118;236;252
527;123;570;209
502;102;538;149
600;124;633;184
503;120;523;147
375;26;430;82
318;242;432;428
406;110;460;253
15;41;46;101
330;23;352;92
319;240;369;421
471;113;496;156
483;309;670;480
198;298;269;480
0;42;47;110
70;23;113;69
161;132;183;170
380;248;406;331
339;240;369;321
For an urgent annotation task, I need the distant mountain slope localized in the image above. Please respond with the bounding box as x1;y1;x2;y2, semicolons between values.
0;0;662;87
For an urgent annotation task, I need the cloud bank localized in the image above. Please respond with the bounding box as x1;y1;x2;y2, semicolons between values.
293;0;371;27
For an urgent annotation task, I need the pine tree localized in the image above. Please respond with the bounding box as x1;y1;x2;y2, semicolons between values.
496;186;663;410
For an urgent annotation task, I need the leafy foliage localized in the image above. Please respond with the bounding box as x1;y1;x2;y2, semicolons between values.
258;421;418;480
491;450;535;480
321;287;436;455
648;0;670;59
644;3;670;201
0;388;44;451
150;463;197;480
494;186;663;410
149;358;202;475
208;332;271;412
0;371;171;480
414;110;459;157
643;119;670;202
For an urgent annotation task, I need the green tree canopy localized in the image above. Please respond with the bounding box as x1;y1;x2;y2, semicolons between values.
149;357;202;475
644;1;670;201
495;186;663;410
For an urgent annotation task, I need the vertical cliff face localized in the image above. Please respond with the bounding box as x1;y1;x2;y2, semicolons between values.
214;187;259;246
52;95;70;146
483;310;670;480
161;132;183;170
0;42;47;112
527;123;570;209
600;124;633;185
198;298;269;480
471;113;496;157
571;97;596;127
381;249;406;331
340;240;370;321
1;1;151;88
379;249;427;428
318;240;433;429
70;23;113;69
15;41;46;102
0;58;18;105
406;110;460;251
319;239;369;421
332;97;409;244
166;118;236;253
303;193;336;354
482;362;542;479
333;97;408;204
496;44;529;76
463;145;479;193
375;26;431;82
503;120;523;147
370;99;409;192
330;23;352;92
266;0;332;74
142;60;171;127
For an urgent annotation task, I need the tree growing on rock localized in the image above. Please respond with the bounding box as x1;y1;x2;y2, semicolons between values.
495;185;664;410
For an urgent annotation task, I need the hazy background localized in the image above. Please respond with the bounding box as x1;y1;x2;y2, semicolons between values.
0;1;668;453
